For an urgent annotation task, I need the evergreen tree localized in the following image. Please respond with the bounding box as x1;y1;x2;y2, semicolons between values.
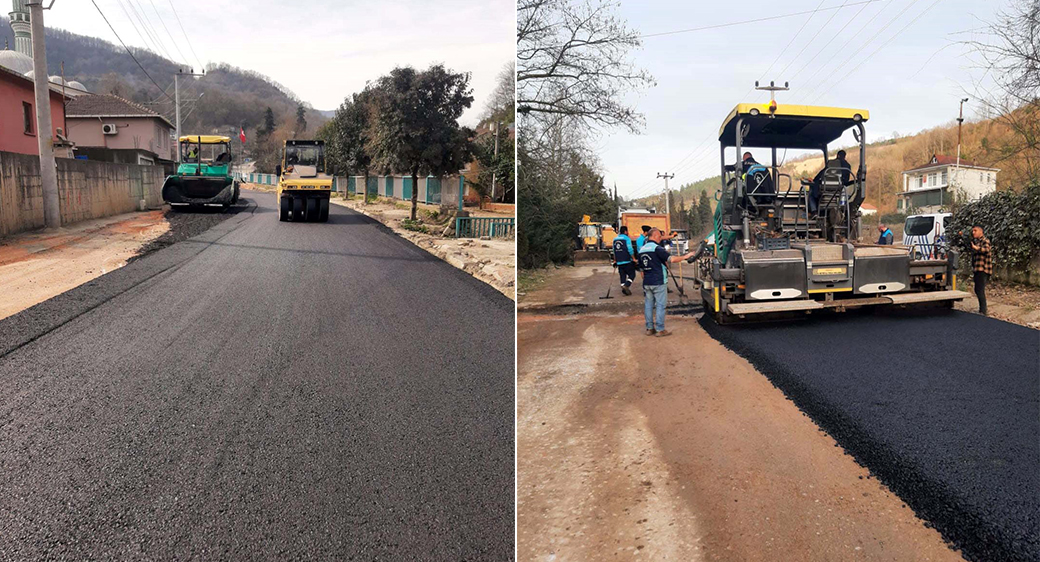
697;190;712;235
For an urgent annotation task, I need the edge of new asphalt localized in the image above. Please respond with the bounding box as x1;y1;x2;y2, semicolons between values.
0;192;512;359
700;309;1039;562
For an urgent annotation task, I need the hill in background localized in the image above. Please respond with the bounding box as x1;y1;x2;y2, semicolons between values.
0;17;328;152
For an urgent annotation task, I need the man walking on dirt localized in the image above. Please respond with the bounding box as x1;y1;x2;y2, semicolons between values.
971;225;993;316
639;228;697;337
612;226;636;296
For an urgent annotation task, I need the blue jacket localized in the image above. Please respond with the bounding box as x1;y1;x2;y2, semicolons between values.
612;234;635;265
878;229;893;245
638;241;671;286
635;234;648;253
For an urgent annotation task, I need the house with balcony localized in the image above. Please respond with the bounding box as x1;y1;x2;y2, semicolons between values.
898;154;999;213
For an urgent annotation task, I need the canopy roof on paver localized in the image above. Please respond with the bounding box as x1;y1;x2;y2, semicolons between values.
718;103;869;149
179;135;230;144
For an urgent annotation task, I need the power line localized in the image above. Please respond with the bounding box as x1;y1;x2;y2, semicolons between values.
167;0;204;71
147;0;189;65
796;0;894;97
638;0;885;39
776;0;851;78
816;0;945;101
114;0;155;55
90;0;173;101
757;0;828;83
129;0;173;60
787;0;877;84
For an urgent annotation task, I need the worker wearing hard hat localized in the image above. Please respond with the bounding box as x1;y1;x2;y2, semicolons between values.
639;228;697;337
612;226;636;296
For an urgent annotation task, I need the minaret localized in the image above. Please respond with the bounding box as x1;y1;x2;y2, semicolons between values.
9;0;31;57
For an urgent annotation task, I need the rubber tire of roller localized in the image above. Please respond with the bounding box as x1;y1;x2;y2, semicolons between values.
306;198;319;222
318;198;329;222
292;197;304;221
279;197;289;221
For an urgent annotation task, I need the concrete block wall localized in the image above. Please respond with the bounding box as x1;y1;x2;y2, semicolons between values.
0;150;162;237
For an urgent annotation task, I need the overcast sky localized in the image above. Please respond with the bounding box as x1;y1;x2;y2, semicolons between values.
593;0;1005;200
39;0;513;124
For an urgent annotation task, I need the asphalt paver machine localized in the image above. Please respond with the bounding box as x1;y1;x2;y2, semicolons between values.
696;102;969;323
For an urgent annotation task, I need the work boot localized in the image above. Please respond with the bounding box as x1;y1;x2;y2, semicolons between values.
622;285;632;296
656;329;673;338
645;329;656;336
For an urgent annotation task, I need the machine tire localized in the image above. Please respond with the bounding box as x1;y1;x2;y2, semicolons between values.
279;197;289;221
292;197;304;221
318;198;329;222
306;198;319;222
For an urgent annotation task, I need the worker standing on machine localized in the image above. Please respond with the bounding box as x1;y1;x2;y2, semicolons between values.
612;226;636;296
639;228;697;337
877;224;894;245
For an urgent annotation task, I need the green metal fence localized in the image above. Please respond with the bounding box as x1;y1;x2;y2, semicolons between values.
456;217;515;239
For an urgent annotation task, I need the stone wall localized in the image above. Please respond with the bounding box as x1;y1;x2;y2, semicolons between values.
0;151;163;236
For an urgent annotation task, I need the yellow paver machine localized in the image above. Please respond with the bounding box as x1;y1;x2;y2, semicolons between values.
694;101;970;323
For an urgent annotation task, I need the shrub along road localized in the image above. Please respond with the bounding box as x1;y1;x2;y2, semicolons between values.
0;190;514;560
701;310;1039;562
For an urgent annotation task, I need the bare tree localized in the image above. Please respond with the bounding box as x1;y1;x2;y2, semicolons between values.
517;0;654;134
967;0;1040;181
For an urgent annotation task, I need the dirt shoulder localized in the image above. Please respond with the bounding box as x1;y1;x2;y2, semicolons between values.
0;211;169;321
332;195;515;299
518;312;966;562
954;278;1040;329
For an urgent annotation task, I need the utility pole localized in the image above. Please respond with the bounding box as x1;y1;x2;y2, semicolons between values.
27;0;59;229
490;121;501;203
657;172;674;220
951;97;969;209
175;68;205;150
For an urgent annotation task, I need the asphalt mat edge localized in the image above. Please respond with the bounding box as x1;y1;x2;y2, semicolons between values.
699;310;1039;562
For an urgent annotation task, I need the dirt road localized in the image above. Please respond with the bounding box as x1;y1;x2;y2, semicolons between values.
0;211;169;321
518;312;965;561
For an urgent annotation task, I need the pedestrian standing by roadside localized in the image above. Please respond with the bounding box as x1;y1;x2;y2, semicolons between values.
971;225;993;316
635;225;651;254
638;228;697;337
612;226;636;296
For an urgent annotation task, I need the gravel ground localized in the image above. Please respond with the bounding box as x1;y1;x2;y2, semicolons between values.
127;202;250;263
700;309;1039;562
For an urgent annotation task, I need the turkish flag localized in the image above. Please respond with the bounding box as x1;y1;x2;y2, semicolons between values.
239;127;247;143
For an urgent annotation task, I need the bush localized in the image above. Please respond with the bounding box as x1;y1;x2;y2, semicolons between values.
401;218;429;234
947;182;1040;276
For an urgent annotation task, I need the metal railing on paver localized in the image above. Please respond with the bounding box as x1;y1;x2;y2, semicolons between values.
456;217;515;239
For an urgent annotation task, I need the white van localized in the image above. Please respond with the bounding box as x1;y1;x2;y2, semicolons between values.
903;212;952;260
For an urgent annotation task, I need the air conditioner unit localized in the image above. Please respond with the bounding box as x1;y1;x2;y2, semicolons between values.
102;123;117;135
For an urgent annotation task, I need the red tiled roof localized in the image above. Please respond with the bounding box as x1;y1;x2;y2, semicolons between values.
904;153;995;173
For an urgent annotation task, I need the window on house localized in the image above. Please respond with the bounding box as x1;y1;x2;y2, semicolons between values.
942;170;948;185
929;173;937;187
917;175;924;188
22;101;33;134
980;172;983;182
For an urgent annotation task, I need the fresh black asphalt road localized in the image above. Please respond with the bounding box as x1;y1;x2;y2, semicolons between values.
0;191;515;560
702;310;1039;562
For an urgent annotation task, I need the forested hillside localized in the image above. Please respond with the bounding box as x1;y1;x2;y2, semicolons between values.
0;17;326;152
